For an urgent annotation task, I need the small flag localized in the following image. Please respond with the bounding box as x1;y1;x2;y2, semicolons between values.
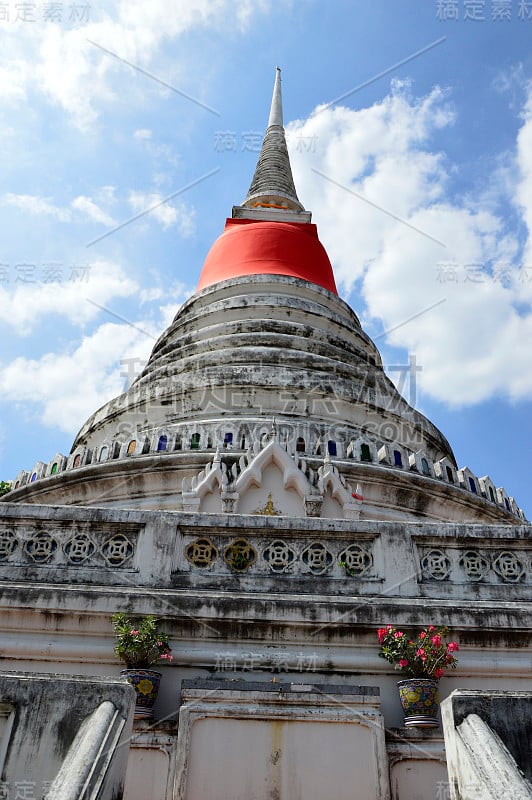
352;483;363;501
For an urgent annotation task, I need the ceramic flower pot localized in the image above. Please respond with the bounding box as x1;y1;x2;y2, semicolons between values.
121;668;162;719
397;678;439;728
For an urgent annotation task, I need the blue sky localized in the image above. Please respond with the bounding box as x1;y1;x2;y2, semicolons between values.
1;0;531;517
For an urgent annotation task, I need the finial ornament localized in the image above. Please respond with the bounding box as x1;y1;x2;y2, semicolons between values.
252;492;282;516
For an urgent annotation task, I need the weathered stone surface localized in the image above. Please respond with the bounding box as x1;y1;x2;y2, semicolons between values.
442;690;532;799
0;671;134;800
7;274;524;521
0;503;529;600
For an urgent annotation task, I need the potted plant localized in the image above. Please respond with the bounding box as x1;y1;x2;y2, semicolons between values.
377;624;459;728
112;613;173;719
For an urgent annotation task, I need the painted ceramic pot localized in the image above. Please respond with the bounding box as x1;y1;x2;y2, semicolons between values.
121;668;162;719
397;678;440;728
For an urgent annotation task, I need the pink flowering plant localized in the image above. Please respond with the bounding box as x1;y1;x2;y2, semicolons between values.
377;624;459;679
112;613;173;669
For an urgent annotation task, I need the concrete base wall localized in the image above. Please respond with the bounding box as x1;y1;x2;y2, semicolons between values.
0;503;530;798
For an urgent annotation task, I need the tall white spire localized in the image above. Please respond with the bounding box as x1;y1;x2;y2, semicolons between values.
267;66;283;128
241;67;304;213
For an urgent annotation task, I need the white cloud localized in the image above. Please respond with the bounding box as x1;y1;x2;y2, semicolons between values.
516;83;532;270
288;82;532;405
0;320;156;434
128;190;196;235
139;287;166;303
289;85;454;288
1;0;271;128
362;204;531;405
0;59;30;103
1;193;71;221
0;259;137;334
134;128;152;140
95;186;117;205
0;272;191;435
72;195;116;226
139;281;194;304
2;190;119;227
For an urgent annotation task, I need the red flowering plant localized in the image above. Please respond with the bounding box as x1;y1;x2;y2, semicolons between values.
377;624;459;679
112;613;173;669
